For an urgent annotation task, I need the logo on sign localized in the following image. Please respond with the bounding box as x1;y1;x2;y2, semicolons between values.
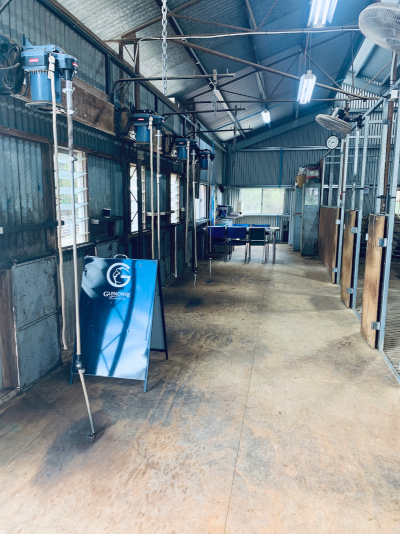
29;58;39;63
106;263;131;288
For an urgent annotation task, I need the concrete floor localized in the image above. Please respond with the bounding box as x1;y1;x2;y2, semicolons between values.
0;245;400;534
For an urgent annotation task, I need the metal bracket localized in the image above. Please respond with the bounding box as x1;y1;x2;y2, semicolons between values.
365;233;369;241
351;227;358;234
378;238;387;248
371;321;381;331
335;219;341;225
346;288;354;294
332;267;338;273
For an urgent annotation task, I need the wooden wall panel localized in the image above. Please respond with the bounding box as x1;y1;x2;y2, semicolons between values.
341;210;357;307
318;207;340;283
361;214;386;348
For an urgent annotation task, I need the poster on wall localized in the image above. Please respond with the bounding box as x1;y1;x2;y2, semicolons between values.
210;185;215;224
70;257;168;392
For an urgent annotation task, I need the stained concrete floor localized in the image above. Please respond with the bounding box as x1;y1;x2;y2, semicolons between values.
1;246;400;534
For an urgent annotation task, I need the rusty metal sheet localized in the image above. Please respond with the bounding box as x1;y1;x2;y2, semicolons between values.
318;207;340;283
361;214;386;349
341;210;357;307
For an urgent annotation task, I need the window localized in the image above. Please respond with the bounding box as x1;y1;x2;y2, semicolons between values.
196;183;207;220
240;188;284;214
130;164;138;233
170;173;180;224
55;149;88;248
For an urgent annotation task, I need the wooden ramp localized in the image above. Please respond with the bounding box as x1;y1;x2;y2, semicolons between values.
361;214;386;349
341;210;357;307
318;206;340;283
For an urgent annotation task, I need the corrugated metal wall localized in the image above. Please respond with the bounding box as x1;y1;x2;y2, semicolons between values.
88;155;124;240
0;135;47;264
231;121;327;187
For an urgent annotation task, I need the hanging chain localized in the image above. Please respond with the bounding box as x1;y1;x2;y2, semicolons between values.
162;0;168;96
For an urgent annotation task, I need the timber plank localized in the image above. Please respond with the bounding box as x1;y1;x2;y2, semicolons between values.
318;206;340;283
361;214;386;348
341;210;357;307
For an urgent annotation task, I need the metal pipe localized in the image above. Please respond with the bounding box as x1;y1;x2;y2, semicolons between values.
337;140;345;208
351;128;360;210
49;54;67;351
156;127;162;261
141;25;359;40
169;39;369;100
336;135;350;285
174;225;178;278
112;73;235;93
192;148;198;271
320;157;326;206
64;79;95;437
375;99;389;214
149;116;154;259
328;155;334;207
185;140;190;266
352;116;370;310
378;97;400;352
186;98;379;104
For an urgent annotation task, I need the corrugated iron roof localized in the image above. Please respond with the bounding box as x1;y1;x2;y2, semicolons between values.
57;0;379;142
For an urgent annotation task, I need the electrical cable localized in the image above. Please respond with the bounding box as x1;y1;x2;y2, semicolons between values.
1;41;24;93
49;53;68;351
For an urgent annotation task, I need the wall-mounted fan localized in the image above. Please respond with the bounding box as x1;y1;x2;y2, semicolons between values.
316;107;354;134
359;2;400;52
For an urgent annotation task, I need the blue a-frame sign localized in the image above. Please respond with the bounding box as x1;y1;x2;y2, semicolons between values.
70;257;168;391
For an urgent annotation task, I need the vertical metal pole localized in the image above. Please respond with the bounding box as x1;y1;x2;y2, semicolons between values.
320;157;326;205
185;140;190;266
328;155;334;207
352;116;370;309
336;135;350;285
156;126;162;261
149;116;154;259
174;225;178;277
351;128;360;210
49;55;67;351
378;100;400;352
375;99;389;215
192;148;198;270
207;153;211;255
64;79;95;437
337;140;345;208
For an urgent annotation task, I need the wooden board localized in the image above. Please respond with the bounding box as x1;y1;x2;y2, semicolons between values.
341;210;357;307
318;206;340;283
361;214;386;348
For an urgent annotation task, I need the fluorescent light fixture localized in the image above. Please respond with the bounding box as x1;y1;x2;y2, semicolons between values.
261;109;271;123
308;0;338;28
297;70;317;104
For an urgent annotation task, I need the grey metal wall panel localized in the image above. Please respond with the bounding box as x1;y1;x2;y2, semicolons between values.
12;256;60;390
12;257;57;330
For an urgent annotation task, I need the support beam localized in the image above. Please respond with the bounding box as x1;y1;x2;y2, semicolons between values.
169;39;368;100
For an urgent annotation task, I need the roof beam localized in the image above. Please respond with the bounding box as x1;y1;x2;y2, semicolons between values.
353;39;376;77
169;38;369;99
235;106;330;149
241;0;270;105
